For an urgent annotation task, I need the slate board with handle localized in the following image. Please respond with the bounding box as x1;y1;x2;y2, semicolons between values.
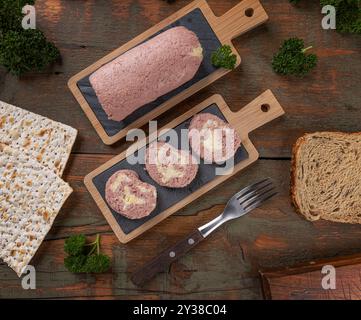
68;0;269;145
84;90;285;243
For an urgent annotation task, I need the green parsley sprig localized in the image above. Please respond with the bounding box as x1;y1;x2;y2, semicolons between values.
0;29;59;76
211;45;237;70
0;0;60;75
272;38;317;76
64;234;111;274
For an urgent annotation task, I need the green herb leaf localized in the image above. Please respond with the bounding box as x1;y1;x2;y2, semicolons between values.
211;45;237;70
64;255;87;273
64;234;111;274
82;254;111;273
0;29;60;76
272;38;318;76
0;0;60;75
64;234;86;256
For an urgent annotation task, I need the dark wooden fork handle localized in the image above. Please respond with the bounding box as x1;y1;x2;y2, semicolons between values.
131;230;204;287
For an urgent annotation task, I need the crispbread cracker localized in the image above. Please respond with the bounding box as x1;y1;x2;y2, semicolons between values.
0;100;77;176
0;144;73;276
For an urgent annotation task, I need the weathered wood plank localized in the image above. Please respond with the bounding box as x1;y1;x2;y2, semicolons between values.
261;254;361;300
1;155;361;299
0;0;360;157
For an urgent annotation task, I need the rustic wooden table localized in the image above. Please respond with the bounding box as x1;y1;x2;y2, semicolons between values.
0;0;360;299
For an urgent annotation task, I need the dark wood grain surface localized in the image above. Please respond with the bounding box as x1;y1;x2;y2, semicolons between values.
0;0;360;299
260;254;361;300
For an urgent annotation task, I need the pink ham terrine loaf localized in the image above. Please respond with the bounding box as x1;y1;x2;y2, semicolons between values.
105;170;157;219
89;26;203;121
188;113;241;163
145;142;198;188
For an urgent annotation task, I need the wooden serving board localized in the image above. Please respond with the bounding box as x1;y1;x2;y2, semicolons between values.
84;90;284;243
260;253;361;300
68;0;269;145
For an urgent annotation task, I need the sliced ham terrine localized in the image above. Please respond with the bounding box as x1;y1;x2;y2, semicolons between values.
145;142;198;188
105;170;157;219
89;26;203;121
188;113;241;163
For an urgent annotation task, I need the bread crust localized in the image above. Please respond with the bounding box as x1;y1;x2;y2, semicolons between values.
290;131;361;222
290;133;311;220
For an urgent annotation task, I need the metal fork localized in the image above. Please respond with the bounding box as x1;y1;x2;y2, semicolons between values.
199;178;277;237
131;178;277;287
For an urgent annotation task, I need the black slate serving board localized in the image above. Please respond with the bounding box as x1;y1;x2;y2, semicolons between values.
92;103;249;235
76;8;221;137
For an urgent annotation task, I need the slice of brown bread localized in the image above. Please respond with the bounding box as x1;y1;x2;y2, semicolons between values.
291;132;361;224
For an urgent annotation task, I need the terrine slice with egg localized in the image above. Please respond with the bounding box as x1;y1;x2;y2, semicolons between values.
145;142;198;188
105;170;157;219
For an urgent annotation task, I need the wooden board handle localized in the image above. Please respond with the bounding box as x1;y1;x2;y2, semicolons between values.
215;0;268;42
225;90;285;135
131;230;204;287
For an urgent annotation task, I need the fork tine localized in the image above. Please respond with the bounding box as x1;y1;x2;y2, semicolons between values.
231;178;271;202
237;180;273;204
240;184;275;207
242;190;278;213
